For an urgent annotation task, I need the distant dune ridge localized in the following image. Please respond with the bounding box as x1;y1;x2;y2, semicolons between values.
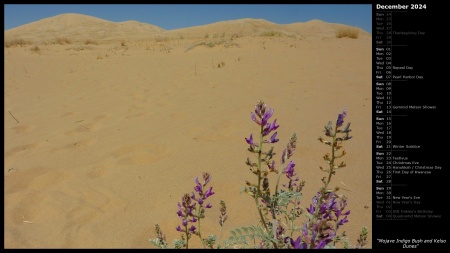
4;12;371;249
5;13;371;43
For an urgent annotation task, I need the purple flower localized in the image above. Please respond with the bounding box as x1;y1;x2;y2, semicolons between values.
284;161;296;178
245;134;254;145
176;194;197;234
250;112;261;125
190;173;215;225
269;132;279;143
263;119;280;136
270;119;279;131
337;216;349;227
314;240;328;249
250;101;275;127
194;177;202;194
289;236;307;249
261;107;274;126
303;191;352;249
336;109;347;127
204;187;214;198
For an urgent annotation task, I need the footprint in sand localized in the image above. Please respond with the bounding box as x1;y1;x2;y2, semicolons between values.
4;167;69;194
49;139;97;153
169;112;188;120
7;191;48;225
111;143;167;166
60;187;128;240
131;92;149;103
64;122;101;136
93;113;111;121
60;111;78;118
5;141;44;158
10;125;33;134
124;104;149;119
124;112;148;119
190;119;237;141
86;160;116;179
64;113;110;136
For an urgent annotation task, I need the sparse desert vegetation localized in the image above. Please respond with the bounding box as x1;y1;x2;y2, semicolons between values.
155;36;170;43
4;38;32;47
260;30;283;37
185;38;239;52
335;27;360;39
55;37;72;44
84;39;99;45
30;45;40;53
65;45;94;52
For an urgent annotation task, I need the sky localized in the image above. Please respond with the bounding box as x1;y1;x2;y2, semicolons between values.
4;4;372;33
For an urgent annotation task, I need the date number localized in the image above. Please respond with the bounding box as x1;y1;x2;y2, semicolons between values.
411;4;426;9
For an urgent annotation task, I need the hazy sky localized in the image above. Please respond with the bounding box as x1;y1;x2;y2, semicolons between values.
4;4;372;33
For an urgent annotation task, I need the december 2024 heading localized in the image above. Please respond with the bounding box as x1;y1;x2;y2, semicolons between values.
376;4;426;10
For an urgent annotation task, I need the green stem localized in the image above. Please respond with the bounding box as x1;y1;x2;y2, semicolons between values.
313;130;337;222
185;228;189;249
183;209;189;249
197;211;206;249
254;125;277;248
289;195;300;237
255;126;269;232
218;224;224;248
327;131;337;187
290;217;295;237
274;171;283;198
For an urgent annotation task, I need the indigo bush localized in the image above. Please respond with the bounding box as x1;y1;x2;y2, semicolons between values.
150;101;368;249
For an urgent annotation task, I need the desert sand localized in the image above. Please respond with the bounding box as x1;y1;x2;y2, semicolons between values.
4;13;372;248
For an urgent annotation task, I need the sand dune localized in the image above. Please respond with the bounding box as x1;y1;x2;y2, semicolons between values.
4;13;372;248
5;13;371;43
4;13;166;43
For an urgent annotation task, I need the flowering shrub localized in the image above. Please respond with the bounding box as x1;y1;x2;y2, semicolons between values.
150;100;368;249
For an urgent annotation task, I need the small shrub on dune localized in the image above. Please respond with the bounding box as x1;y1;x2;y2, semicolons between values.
155;36;169;43
335;27;360;39
30;45;40;53
150;101;369;249
184;39;238;52
261;30;283;37
55;37;72;44
84;39;98;45
5;38;31;48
